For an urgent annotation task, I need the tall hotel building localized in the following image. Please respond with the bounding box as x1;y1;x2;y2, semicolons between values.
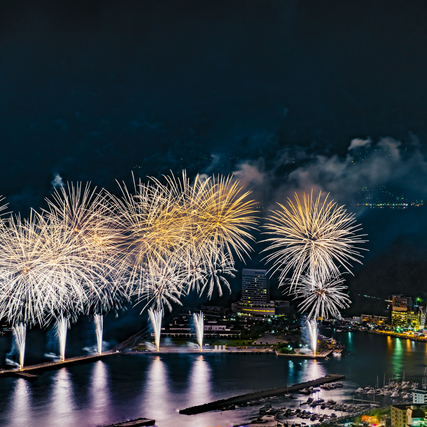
241;269;270;305
231;268;290;320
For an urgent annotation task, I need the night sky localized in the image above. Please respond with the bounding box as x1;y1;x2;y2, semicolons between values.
1;0;427;306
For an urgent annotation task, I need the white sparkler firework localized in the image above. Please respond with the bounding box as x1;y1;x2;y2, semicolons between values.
12;323;26;369
94;314;103;354
148;307;163;352
307;318;318;354
56;314;69;361
193;311;204;351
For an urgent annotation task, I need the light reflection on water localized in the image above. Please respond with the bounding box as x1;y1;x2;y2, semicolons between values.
8;378;32;427
89;361;111;425
142;356;171;423
1;331;427;427
188;355;211;407
48;368;77;425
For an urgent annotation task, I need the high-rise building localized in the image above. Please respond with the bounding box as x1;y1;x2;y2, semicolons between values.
231;268;291;320
241;268;270;305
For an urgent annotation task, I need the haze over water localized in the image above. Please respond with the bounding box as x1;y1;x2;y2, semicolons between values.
1;331;427;427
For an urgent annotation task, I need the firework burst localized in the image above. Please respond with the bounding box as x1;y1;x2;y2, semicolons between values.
262;191;367;290
44;182;127;314
294;274;351;320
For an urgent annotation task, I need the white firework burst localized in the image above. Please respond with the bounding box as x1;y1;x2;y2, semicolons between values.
294;274;351;320
262;190;367;290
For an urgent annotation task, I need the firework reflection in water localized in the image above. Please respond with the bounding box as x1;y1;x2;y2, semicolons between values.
193;312;204;351
56;315;69;361
148;308;163;352
94;314;103;354
12;323;26;369
307;318;318;355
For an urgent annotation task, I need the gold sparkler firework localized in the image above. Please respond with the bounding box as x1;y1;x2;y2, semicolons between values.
162;172;257;298
262;191;367;291
111;171;257;307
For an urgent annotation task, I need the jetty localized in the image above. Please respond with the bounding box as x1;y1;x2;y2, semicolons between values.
0;350;119;379
103;417;155;426
179;373;345;415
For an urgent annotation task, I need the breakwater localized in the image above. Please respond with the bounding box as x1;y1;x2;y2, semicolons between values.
0;350;119;379
179;373;345;415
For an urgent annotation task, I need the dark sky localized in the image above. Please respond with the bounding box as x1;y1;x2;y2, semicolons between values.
1;0;427;299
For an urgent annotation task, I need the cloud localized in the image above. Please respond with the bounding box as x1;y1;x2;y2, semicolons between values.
51;173;64;189
348;137;372;151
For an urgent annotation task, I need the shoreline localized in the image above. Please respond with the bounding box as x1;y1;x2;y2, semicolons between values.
367;329;427;342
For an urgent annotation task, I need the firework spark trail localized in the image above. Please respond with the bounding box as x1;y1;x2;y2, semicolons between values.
148;307;163;352
193;312;204;351
262;191;367;291
12;323;26;369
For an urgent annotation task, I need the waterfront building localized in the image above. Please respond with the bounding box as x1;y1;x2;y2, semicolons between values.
413;390;427;405
360;314;388;325
241;268;270;305
160;313;241;339
231;269;291;320
391;405;408;427
392;295;412;312
391;405;427;427
391;310;421;330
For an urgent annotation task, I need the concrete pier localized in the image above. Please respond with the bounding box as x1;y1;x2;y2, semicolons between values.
179;373;345;415
103;417;155;426
0;350;119;379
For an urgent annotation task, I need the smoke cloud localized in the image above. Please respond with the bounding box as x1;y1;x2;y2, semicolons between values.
51;173;64;189
233;136;427;207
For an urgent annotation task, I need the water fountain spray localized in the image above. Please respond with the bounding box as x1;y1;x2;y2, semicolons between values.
12;323;26;369
56;314;70;361
193;311;204;351
148;308;163;352
307;318;318;355
94;314;103;354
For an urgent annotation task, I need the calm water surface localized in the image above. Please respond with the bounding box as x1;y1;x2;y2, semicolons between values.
1;330;427;427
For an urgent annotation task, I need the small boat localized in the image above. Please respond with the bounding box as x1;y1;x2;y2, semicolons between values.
391;391;400;398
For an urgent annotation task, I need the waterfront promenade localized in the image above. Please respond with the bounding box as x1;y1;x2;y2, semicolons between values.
179;373;345;415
